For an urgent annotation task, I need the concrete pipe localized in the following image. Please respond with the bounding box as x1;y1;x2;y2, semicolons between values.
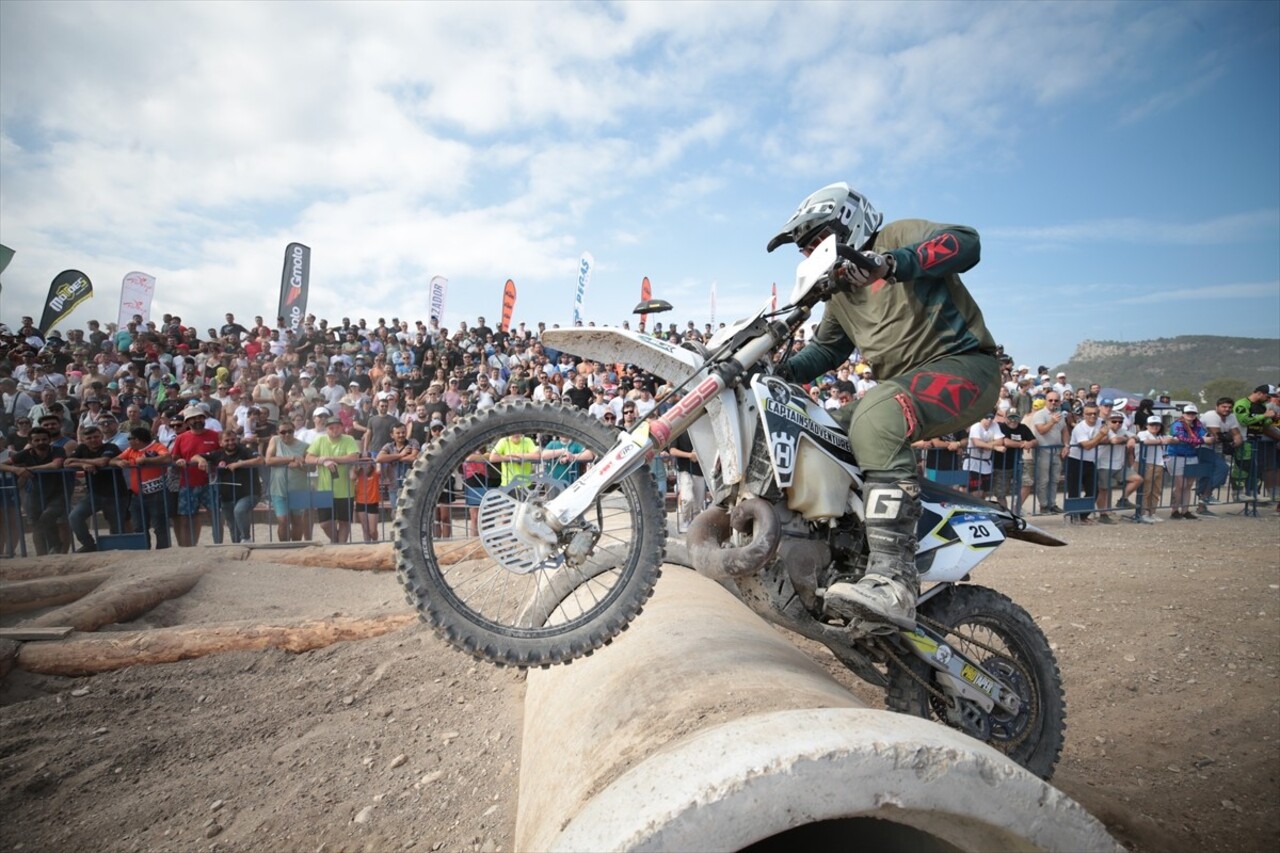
517;566;1117;852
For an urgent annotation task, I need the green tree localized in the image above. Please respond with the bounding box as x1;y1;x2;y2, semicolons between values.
1202;377;1250;405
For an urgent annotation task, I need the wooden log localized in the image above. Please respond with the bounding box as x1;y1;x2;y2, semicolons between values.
0;627;74;641
21;568;206;632
248;539;482;572
0;571;113;615
252;543;395;571
15;612;419;676
0;558;119;583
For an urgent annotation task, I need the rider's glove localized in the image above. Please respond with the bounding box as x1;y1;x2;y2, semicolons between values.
834;251;895;289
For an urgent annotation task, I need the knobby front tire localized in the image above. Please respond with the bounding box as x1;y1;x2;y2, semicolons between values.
393;401;665;667
885;585;1067;780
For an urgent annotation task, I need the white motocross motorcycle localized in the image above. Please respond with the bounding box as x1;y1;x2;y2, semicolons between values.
394;237;1068;779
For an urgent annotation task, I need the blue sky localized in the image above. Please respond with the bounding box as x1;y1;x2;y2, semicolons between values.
1;0;1277;369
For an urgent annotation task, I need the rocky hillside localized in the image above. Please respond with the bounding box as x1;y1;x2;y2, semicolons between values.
1054;335;1279;399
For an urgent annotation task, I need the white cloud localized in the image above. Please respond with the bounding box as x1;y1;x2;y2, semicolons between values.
988;210;1280;246
1113;281;1280;306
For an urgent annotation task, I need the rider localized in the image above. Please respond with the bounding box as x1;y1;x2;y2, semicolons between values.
770;182;999;629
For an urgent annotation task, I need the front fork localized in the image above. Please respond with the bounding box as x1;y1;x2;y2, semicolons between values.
899;620;1023;717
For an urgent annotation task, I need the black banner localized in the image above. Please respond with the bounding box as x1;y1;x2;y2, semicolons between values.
39;269;93;335
278;242;311;335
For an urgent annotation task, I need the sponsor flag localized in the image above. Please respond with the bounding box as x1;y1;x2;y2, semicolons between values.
428;275;448;325
0;243;13;300
709;281;717;327
638;276;651;332
39;269;93;335
500;279;517;332
573;252;593;326
278;242;311;335
118;271;156;328
771;282;777;313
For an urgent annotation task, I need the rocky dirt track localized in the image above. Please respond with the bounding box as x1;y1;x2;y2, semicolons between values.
1;511;1277;853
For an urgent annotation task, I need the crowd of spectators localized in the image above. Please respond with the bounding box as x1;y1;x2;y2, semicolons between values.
1;310;1277;555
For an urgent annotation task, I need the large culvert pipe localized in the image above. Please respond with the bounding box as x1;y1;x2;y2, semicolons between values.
517;566;1117;852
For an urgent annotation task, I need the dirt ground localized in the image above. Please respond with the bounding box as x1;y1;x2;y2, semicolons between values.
1;510;1277;853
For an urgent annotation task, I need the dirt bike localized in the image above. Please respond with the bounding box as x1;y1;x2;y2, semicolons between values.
394;236;1068;779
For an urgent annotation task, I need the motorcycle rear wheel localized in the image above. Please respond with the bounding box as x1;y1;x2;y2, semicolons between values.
884;585;1066;780
393;401;665;667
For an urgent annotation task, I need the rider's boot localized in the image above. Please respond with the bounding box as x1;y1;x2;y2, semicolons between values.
824;478;921;629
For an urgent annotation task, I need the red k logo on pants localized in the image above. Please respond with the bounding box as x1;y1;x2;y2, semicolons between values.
909;372;981;418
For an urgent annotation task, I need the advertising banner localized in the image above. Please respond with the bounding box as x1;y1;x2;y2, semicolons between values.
39;269;93;335
278;242;311;335
429;275;448;325
118;271;156;328
500;279;517;332
573;252;592;326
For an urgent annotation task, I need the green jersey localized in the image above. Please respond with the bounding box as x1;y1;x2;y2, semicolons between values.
786;219;997;382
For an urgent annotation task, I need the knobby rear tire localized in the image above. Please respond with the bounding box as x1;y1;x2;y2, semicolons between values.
393;401;665;667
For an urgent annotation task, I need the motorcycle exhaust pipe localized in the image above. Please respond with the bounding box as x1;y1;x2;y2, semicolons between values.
517;568;1118;852
684;497;782;579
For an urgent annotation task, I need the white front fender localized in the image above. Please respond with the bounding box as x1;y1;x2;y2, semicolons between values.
542;328;746;485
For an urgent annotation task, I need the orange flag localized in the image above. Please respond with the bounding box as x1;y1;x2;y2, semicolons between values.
638;276;652;332
500;279;516;332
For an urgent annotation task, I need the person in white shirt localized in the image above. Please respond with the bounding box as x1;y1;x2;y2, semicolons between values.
1194;397;1241;514
964;412;1003;499
1094;411;1142;523
1135;416;1172;522
1052;372;1073;396
855;366;878;399
1066;404;1107;523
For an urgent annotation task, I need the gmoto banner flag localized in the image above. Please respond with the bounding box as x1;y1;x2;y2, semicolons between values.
118;271;156;329
278;242;311;335
500;279;517;332
638;276;651;332
573;252;592;326
429;275;448;324
39;270;93;335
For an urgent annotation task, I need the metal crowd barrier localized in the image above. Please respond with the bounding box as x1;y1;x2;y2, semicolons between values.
917;436;1278;521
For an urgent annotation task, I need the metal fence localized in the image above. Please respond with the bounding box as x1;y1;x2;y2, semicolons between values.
918;436;1278;522
2;436;1274;557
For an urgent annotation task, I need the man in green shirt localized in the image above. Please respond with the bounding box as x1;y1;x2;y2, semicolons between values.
769;182;999;629
306;416;361;543
489;431;538;487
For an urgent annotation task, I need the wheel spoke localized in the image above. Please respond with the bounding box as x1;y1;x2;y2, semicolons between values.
394;401;663;666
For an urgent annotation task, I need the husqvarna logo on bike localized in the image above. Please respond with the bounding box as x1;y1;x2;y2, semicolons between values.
771;430;796;482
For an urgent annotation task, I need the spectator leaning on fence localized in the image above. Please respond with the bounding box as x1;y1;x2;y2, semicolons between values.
1029;392;1068;514
1135;415;1171;523
306;416;361;544
993;411;1036;513
1167;405;1208;520
1094;409;1141;523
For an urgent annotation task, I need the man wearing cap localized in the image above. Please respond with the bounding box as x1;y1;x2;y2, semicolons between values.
1094;409;1142;523
1134;415;1172;522
964;412;1004;500
94;412;128;451
306;416;361;544
170;404;222;546
993;411;1036;512
1231;385;1278;502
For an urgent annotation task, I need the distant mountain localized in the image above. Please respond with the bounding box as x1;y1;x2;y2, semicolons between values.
1053;335;1280;401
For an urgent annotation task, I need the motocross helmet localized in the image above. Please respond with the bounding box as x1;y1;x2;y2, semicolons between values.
766;182;883;253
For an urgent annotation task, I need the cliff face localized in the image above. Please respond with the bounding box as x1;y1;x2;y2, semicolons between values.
1052;335;1280;395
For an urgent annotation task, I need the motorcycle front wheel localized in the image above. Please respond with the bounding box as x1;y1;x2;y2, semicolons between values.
884;585;1066;780
393;401;665;667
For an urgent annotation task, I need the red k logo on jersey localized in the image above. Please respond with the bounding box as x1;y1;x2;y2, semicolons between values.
915;233;959;270
909;372;981;418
